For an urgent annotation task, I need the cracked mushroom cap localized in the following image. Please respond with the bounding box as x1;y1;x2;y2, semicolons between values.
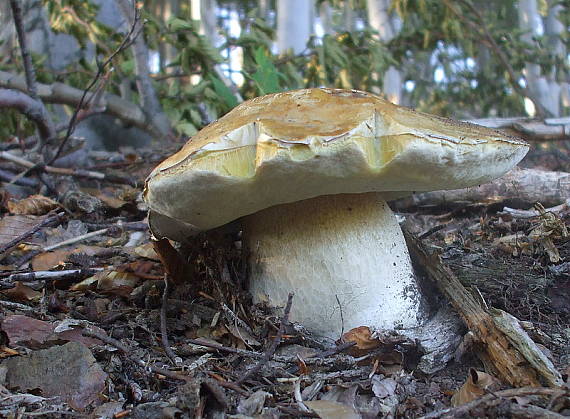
144;88;529;236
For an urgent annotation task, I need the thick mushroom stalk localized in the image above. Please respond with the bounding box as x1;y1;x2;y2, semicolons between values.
144;88;530;339
244;192;427;339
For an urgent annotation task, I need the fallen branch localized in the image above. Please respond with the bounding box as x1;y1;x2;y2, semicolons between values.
500;199;570;219
470;117;570;141
5;268;104;283
0;300;35;312
392;168;570;210
404;231;563;388
421;386;568;419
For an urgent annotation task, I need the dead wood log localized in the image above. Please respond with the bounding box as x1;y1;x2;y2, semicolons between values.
469;117;570;141
404;231;563;388
392;168;570;210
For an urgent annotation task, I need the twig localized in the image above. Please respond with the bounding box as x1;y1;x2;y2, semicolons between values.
15;227;111;268
81;327;189;382
186;338;264;358
221;302;254;336
9;0;38;99
6;268;104;283
237;293;294;384
49;0;143;165
0;150;135;185
293;377;311;412
420;387;568;419
160;275;178;363
0;212;65;257
206;372;249;396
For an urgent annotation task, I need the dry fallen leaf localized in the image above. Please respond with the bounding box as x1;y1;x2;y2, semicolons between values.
32;245;105;271
3;282;42;302
1;315;105;348
0;214;48;247
451;368;501;406
7;195;59;215
96;270;141;297
304;400;360;419
341;326;382;356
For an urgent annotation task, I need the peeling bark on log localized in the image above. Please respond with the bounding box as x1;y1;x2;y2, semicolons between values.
404;231;563;388
392;168;570;210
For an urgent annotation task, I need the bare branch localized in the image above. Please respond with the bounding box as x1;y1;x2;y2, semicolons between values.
0;71;163;139
0;88;56;143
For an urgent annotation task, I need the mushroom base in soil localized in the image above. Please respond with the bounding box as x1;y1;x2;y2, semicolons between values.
243;192;428;340
144;88;529;354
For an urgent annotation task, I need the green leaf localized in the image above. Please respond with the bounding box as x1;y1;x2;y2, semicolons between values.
247;47;282;95
168;17;194;32
210;76;239;109
176;122;198;137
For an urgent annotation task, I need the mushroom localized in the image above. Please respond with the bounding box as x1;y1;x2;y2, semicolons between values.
144;88;528;339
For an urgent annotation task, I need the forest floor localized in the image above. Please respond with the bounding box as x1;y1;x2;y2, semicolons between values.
0;142;568;418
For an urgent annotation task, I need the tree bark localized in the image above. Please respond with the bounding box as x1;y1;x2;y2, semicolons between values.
276;0;313;54
391;168;570;210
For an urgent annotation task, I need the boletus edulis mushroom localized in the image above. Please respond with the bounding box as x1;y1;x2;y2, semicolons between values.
144;88;529;340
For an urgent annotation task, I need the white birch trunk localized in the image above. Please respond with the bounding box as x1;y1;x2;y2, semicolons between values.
191;0;219;45
319;1;333;36
366;0;403;104
276;0;313;54
518;0;562;117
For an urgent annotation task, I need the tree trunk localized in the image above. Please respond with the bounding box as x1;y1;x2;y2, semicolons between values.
191;0;219;45
116;0;171;138
276;0;313;54
366;0;402;104
518;0;561;117
319;1;333;36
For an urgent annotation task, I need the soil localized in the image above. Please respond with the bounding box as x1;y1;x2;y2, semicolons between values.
0;145;568;418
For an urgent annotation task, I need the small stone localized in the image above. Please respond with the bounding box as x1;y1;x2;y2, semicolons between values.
2;341;107;410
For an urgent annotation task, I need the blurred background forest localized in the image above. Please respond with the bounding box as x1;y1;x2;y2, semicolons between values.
0;0;568;149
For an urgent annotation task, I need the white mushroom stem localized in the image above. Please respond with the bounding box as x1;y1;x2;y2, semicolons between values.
243;192;429;340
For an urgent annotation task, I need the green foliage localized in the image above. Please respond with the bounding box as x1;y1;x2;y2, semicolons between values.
245;47;283;95
210;76;239;109
2;0;567;144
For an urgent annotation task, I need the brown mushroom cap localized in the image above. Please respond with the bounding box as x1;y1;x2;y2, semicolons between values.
145;88;528;233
